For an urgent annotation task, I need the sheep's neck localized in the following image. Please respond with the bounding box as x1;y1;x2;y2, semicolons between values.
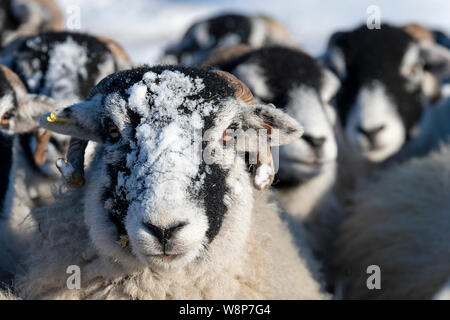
277;166;336;219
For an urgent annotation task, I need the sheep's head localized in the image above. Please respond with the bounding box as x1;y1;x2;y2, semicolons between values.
0;65;58;164
39;66;303;271
325;24;447;162
227;47;340;182
163;13;293;65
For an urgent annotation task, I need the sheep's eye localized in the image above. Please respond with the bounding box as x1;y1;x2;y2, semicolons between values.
108;124;121;140
222;122;240;143
1;110;14;122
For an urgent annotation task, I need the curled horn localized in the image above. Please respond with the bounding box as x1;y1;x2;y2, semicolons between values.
212;70;256;105
201;44;253;67
212;69;275;190
56;138;88;188
403;23;434;43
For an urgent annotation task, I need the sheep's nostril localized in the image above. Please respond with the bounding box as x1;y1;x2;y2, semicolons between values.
143;222;187;245
303;134;327;150
357;125;385;143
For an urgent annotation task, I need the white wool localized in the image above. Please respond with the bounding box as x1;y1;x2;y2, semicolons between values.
40;37;88;105
254;163;273;188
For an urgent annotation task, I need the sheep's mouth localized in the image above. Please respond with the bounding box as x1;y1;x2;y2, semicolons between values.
147;253;185;261
283;157;325;168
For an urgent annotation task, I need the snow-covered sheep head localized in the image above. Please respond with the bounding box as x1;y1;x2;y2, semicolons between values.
164;13;294;65
224;47;340;182
325;24;442;162
40;66;303;271
1;32;127;106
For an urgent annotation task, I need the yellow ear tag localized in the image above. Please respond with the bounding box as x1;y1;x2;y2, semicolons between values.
116;235;129;248
46;112;70;123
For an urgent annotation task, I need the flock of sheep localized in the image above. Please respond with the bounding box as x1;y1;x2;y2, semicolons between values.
0;0;450;300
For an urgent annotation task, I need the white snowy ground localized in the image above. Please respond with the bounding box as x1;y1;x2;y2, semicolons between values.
55;0;450;64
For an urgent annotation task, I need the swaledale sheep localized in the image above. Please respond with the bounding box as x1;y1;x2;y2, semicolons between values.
1;31;132;106
164;13;295;65
208;46;344;290
0;0;62;46
325;24;446;164
335;144;450;299
15;66;326;300
0;65;59;287
0;31;131;200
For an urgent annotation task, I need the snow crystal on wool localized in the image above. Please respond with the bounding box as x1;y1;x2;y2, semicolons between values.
113;70;219;220
43;37;89;104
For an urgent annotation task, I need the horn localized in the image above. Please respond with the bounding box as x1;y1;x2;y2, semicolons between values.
97;35;131;70
202;44;253;67
56;137;88;188
212;70;256;105
0;66;27;93
403;23;434;43
33;128;51;166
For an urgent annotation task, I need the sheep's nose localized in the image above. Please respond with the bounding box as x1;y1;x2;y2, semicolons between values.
303;134;327;150
143;222;187;246
357;125;385;144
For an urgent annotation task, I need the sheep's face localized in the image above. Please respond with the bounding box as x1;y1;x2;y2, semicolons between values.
41;66;302;271
231;47;340;181
0;66;57;134
163;14;277;65
326;25;435;162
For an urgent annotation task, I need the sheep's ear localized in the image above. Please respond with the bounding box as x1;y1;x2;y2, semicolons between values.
14;93;60;133
242;104;303;147
39;99;103;142
322;31;348;79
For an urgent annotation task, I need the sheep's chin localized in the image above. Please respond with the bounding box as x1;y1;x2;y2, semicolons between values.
132;243;204;271
279;158;334;180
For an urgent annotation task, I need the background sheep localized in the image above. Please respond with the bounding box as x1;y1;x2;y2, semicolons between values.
208;46;344;291
163;13;295;65
0;0;62;46
335;143;450;299
324;24;446;164
0;65;58;288
15;66;326;300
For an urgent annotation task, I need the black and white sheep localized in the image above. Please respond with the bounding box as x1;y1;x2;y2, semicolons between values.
0;65;59;287
163;13;295;66
334;142;450;299
324;24;446;163
14;66;326;299
0;0;63;46
208;46;344;291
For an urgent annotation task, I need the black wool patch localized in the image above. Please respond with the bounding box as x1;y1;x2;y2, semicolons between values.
195;163;229;243
220;46;324;107
206;14;252;47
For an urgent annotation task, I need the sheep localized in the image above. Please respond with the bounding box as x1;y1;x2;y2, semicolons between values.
0;0;63;46
1;31;132;106
163;13;295;66
324;23;447;164
0;65;60;287
206;45;345;291
13;65;327;300
334;143;450;299
0;31;132;199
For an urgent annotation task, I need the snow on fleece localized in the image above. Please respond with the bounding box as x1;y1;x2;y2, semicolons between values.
105;70;224;232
